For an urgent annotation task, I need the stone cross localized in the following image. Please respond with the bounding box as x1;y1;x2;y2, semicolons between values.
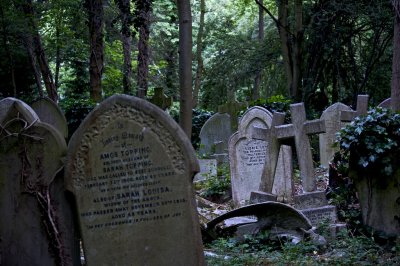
149;87;173;110
218;91;246;131
340;95;369;122
252;112;285;192
253;103;325;192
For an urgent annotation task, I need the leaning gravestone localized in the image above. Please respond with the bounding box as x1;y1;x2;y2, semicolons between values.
230;107;293;206
199;113;232;157
319;103;352;168
32;97;69;138
65;94;205;265
0;98;76;265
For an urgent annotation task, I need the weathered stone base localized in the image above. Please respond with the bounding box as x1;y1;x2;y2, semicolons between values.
300;205;337;226
250;191;277;204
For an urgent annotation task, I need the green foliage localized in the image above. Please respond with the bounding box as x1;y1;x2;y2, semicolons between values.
60;97;96;139
206;231;400;265
200;164;230;199
247;95;292;113
336;107;400;180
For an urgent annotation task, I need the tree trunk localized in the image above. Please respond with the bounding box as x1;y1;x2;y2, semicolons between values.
116;0;133;94
55;21;61;90
252;0;264;101
177;0;193;138
22;0;58;102
135;0;152;98
293;0;303;101
277;0;293;98
193;0;205;108
25;36;44;97
391;0;400;111
86;0;104;103
0;3;16;96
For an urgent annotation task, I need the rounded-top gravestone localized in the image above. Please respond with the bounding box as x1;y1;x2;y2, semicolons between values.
65;94;204;266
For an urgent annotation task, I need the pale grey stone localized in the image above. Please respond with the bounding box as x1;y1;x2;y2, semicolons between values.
319;103;352;167
378;98;391;108
340;95;369;122
199;113;232;157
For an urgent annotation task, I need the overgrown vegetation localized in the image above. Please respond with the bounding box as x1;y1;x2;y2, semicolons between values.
206;226;400;265
336;107;400;181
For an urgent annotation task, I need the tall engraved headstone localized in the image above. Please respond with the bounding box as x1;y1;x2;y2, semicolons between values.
65;95;204;265
230;107;293;206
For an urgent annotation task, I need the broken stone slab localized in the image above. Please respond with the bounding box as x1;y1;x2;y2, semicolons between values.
250;191;277;203
206;202;312;242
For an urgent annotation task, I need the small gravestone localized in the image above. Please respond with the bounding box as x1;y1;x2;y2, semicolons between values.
0;99;76;265
65;94;204;265
199;113;232;157
194;159;217;182
319;103;352;168
294;191;337;227
31;97;69;139
230;107;293;206
149;87;173;110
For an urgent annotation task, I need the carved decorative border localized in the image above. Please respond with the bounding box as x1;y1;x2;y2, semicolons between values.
72;104;185;188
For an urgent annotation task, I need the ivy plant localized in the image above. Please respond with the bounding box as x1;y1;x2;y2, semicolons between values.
336;107;400;180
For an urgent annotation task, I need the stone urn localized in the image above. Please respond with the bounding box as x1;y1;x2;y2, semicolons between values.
350;169;400;237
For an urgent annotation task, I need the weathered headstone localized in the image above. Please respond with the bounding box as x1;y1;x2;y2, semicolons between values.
319;103;352;168
0;98;76;265
65;94;204;265
149;87;173;110
31;97;69;139
199;113;232;157
340;95;369;122
194;159;217;182
230;107;293;206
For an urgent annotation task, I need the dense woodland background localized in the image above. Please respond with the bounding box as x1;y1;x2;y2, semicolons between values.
0;0;399;138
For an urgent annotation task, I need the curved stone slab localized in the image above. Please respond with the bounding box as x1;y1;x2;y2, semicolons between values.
207;202;312;231
65;94;204;265
32;97;68;139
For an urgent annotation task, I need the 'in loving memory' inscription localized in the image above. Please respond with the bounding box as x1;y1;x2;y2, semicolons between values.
75;109;186;231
